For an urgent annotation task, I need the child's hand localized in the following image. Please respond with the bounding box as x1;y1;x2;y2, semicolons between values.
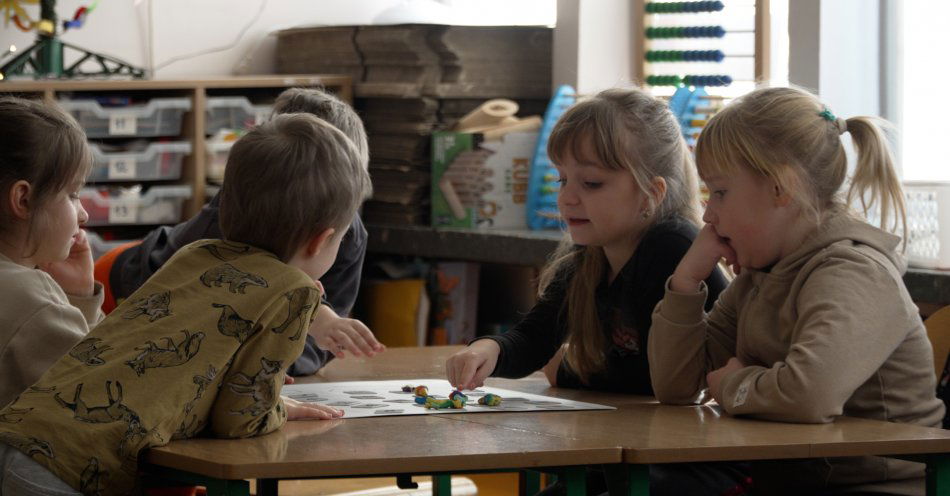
282;395;345;420
670;224;738;292
706;357;745;404
446;339;500;390
310;305;385;359
40;229;95;297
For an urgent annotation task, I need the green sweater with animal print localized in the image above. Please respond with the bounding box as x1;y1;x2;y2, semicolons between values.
0;239;320;496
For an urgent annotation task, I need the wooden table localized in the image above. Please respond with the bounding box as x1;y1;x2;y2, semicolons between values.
144;346;950;495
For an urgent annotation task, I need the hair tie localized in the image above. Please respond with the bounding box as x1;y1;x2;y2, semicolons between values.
819;107;847;135
835;117;847;135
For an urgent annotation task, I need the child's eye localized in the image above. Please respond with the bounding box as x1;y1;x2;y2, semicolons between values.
556;177;567;185
583;182;603;189
69;192;80;200
712;190;726;199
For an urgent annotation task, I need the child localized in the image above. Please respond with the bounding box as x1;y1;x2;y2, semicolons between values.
445;88;744;495
0;112;373;495
649;86;944;495
94;88;384;377
0;97;104;410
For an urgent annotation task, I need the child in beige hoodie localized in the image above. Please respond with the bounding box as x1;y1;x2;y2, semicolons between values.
649;86;944;496
0;97;104;411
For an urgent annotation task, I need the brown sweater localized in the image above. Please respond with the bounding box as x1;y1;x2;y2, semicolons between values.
648;209;944;495
0;240;320;496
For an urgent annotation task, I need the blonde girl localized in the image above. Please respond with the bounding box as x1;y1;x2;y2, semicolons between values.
446;87;744;496
649;86;943;495
0;97;103;409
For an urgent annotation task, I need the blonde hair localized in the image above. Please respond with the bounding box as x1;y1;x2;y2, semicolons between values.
539;87;701;383
0;97;92;256
219;113;372;261
695;86;906;246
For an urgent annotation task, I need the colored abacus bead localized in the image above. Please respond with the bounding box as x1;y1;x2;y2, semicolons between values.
646;1;724;13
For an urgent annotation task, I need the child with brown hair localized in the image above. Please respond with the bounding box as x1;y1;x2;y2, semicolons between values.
0;112;373;495
95;87;383;377
649;86;944;495
0;97;104;410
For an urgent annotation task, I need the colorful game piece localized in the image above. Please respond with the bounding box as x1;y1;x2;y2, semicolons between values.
401;385;413;392
424;397;455;410
478;393;503;406
413;385;428;397
449;390;468;408
414;396;427;405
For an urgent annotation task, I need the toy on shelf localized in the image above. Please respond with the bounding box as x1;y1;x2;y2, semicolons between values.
526;84;575;230
0;0;144;79
644;1;724;14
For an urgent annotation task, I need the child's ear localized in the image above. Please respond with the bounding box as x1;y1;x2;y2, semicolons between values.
305;228;336;257
773;182;793;207
651;176;668;205
7;180;32;221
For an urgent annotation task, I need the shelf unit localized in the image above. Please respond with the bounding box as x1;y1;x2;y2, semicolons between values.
0;75;352;220
366;224;950;313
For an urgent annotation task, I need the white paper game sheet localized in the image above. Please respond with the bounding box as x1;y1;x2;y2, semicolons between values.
282;379;615;419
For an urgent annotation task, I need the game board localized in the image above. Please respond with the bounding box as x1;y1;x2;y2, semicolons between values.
282;379;614;419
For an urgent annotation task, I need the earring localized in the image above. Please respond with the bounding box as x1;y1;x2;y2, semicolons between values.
641;210;651;219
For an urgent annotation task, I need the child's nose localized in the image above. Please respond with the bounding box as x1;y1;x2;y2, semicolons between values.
558;183;579;206
77;201;89;225
702;204;717;224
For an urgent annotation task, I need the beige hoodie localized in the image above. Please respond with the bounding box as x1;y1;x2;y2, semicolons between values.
0;253;104;409
648;209;944;495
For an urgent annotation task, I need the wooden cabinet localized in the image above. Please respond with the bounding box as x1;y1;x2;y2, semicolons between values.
0;75;351;224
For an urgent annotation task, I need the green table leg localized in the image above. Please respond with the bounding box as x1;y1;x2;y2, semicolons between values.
928;454;950;496
562;466;586;496
255;478;278;496
604;464;649;495
432;473;452;495
520;469;542;495
203;479;251;496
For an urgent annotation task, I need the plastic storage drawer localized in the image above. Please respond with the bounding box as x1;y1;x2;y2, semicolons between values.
80;185;192;226
86;231;137;260
206;97;272;135
88;142;191;182
206;140;235;183
904;182;950;270
59;98;191;138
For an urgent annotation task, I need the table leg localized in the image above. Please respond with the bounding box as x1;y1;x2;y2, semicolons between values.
255;478;279;496
928;454;950;496
200;478;251;496
604;464;649;496
432;474;452;495
561;466;586;496
519;469;542;495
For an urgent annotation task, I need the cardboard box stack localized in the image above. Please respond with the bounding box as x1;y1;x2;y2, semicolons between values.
276;24;552;226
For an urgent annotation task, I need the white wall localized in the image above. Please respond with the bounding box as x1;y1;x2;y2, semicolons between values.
0;0;555;78
788;0;880;117
553;0;633;94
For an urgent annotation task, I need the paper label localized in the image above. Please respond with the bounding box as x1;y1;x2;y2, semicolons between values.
108;202;137;224
107;158;137;180
108;113;137;135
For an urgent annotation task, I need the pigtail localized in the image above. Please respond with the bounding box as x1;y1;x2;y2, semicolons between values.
844;116;907;250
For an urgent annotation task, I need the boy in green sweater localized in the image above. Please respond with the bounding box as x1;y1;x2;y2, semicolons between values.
0;112;372;496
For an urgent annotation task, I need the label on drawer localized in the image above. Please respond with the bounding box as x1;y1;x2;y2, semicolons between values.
108;202;138;224
108;158;137;180
108;114;137;136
